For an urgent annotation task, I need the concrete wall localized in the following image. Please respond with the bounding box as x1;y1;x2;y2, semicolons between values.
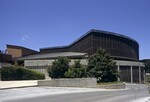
38;78;97;88
25;59;88;79
25;59;144;67
25;59;88;67
0;62;11;68
116;60;145;83
25;59;145;83
115;60;144;66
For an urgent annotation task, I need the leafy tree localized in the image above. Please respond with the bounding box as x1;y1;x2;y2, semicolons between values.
142;59;150;73
145;63;150;73
87;49;118;82
47;57;70;78
65;60;86;78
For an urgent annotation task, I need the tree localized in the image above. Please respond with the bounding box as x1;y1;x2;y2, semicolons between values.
142;59;150;73
47;57;70;78
87;49;118;82
65;60;86;78
145;63;150;73
141;60;150;82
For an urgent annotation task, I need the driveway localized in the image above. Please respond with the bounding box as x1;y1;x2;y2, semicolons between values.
0;84;150;102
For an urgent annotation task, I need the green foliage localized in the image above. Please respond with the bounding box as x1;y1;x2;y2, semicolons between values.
46;50;118;82
0;66;45;81
47;57;70;78
14;61;18;66
65;60;86;78
144;62;150;73
146;75;150;83
87;49;118;82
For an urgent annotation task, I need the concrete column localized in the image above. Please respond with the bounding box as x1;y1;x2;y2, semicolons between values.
131;66;133;83
118;65;120;81
139;66;141;83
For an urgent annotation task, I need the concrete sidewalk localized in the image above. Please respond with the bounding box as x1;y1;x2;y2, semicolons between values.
0;80;37;90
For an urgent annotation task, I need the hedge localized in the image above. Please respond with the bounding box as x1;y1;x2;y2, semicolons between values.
0;66;45;81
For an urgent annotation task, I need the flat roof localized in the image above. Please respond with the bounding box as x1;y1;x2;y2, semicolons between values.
16;52;88;61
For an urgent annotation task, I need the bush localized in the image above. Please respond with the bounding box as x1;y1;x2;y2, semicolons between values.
146;74;150;83
0;66;45;81
65;60;86;78
47;57;70;78
87;49;118;82
144;61;150;73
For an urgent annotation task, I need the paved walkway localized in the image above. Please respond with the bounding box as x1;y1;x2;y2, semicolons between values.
0;80;37;89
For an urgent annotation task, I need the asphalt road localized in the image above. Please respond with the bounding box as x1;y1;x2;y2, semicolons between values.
3;84;150;102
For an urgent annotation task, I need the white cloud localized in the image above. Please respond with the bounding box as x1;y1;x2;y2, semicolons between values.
22;34;29;41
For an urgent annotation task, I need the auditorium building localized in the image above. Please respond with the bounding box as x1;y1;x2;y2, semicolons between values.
6;29;144;83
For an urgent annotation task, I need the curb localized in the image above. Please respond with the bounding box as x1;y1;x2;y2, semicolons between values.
0;85;37;90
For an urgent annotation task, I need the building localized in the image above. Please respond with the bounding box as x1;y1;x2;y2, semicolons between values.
0;52;12;68
7;29;144;83
7;44;38;58
40;29;139;61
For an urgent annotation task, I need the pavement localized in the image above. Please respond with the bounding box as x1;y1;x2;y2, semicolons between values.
0;86;117;102
0;80;37;89
0;81;150;102
130;97;150;102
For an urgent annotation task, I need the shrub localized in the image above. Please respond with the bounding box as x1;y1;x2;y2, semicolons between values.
65;60;86;78
144;61;150;73
47;57;70;78
146;74;150;83
0;66;45;81
87;49;118;82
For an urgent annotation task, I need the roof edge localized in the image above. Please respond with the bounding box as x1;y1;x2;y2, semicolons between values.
91;29;139;44
7;44;39;52
40;29;139;50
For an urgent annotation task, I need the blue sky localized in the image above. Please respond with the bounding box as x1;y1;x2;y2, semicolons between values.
0;0;150;59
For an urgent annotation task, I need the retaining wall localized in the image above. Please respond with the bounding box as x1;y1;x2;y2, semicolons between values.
38;78;97;88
